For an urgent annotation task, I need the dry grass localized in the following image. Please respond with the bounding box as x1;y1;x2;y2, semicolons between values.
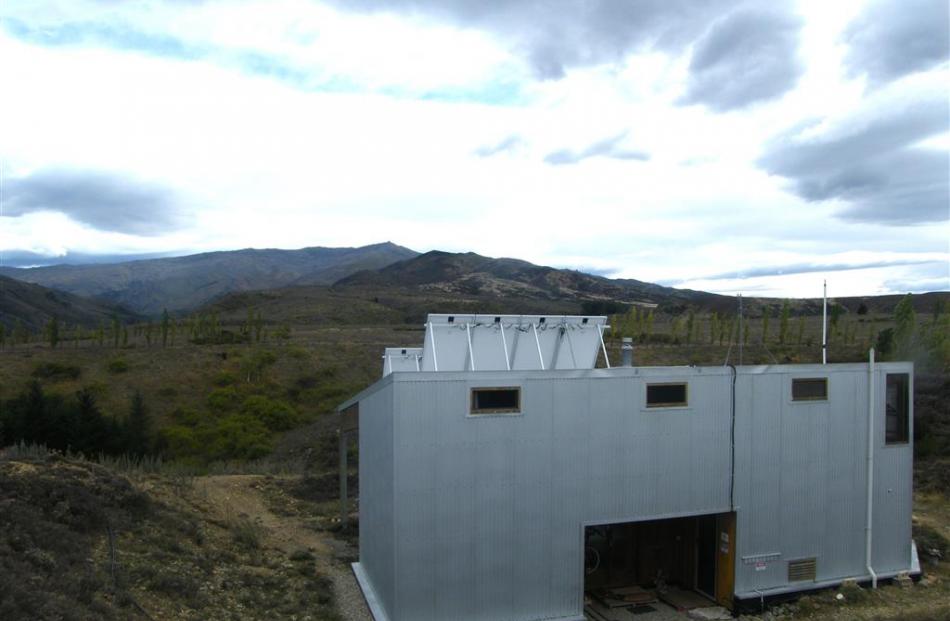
0;450;343;620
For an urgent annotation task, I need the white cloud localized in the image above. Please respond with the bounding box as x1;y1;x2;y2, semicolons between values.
0;0;947;297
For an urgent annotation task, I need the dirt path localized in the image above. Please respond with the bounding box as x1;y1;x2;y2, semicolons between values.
198;475;372;621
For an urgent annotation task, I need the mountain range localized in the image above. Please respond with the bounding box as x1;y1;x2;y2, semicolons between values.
0;275;139;331
0;242;416;316
1;243;946;329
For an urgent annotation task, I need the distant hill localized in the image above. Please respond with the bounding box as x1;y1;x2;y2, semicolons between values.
334;250;729;310
0;275;139;331
204;250;949;325
203;250;733;324
0;242;417;316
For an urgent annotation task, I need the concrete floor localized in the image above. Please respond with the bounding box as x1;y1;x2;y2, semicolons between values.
586;601;732;621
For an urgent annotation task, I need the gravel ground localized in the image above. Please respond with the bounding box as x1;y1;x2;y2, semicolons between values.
328;564;373;621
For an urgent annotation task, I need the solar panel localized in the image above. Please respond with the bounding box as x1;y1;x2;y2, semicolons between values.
419;314;609;372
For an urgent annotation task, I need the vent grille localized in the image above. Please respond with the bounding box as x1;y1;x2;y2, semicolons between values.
788;558;817;582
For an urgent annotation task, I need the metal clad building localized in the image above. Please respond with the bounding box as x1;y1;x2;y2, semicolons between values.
341;315;917;621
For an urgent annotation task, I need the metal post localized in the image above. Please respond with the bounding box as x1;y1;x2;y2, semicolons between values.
532;323;545;370
822;280;827;365
598;325;611;368
499;322;511;370
428;322;439;371
339;429;348;531
465;323;476;371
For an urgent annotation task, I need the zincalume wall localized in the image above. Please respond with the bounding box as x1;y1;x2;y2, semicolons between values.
389;367;733;621
352;363;915;621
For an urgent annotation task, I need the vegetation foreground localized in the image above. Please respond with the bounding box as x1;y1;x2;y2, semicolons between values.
0;297;947;620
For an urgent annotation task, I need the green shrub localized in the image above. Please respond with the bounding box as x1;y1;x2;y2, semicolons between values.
231;518;263;549
169;407;202;426
212;371;237;387
106;358;129;374
207;387;241;412
915;523;949;565
287;347;310;360
31;362;81;381
241;395;301;431
159;425;200;458
289;548;314;561
201;414;272;461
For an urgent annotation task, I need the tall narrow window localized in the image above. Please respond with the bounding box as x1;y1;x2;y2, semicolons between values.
792;378;828;401
885;373;909;444
646;383;688;408
471;387;520;415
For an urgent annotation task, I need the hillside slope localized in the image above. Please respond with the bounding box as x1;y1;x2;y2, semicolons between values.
334;250;728;309
0;275;138;331
0;451;350;620
0;242;417;316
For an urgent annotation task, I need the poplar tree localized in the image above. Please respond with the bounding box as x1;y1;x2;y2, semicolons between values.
10;318;26;345
686;310;695;345
893;294;916;355
761;308;771;344
46;317;60;348
161;309;171;347
125;391;151;456
779;300;790;345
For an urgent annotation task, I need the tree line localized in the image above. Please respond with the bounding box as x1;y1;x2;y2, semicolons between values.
0;307;290;349
0;382;152;457
608;295;949;368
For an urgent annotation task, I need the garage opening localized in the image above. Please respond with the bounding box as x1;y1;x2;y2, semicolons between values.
583;512;735;619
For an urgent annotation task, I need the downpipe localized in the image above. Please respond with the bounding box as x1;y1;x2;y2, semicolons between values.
728;364;737;511
866;348;877;588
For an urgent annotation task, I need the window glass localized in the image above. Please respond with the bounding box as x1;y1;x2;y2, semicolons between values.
792;378;828;401
885;374;909;444
471;387;520;414
646;383;688;408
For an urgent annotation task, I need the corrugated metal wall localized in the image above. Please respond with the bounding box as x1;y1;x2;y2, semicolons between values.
355;362;914;621
388;367;733;620
732;363;913;597
357;383;395;613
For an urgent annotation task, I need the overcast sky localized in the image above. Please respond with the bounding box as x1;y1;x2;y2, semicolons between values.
1;0;947;297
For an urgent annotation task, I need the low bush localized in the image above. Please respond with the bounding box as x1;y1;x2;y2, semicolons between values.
231;517;263;549
106;358;129;374
241;395;301;431
212;371;237;387
207;387;241;412
31;362;81;381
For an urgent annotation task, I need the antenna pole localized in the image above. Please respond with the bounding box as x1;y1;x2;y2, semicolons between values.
822;280;827;365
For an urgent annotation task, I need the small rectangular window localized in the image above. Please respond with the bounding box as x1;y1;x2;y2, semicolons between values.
471;387;520;414
646;383;688;408
792;378;828;401
885;373;909;444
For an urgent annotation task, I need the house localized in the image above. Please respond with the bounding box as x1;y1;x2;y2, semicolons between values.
338;314;918;621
